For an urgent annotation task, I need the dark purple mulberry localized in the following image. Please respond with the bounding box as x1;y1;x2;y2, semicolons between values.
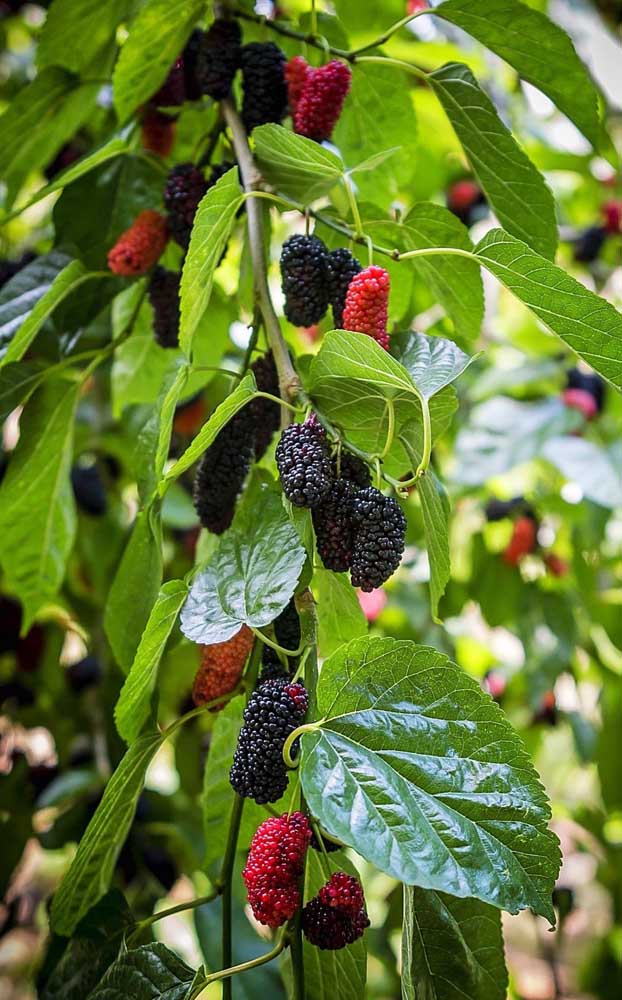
241;41;288;133
275;414;333;508
148;266;180;348
313;452;371;572
196;18;242;100
229;678;308;804
250;351;280;460
280;234;330;328
302;873;369;950
327;249;362;328
163;163;208;249
350;487;406;591
192;406;254;534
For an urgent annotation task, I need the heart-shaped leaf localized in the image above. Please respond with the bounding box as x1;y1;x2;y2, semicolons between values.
300;636;561;921
180;484;306;644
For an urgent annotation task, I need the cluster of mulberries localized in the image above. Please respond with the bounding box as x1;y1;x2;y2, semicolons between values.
163;163;208;249
148;266;180;348
503;515;538;566
229;677;308;803
342;265;391;350
192;625;254;709
243;812;311;927
107;211;169;276
195;18;242;99
241;41;288;133
293;60;352;142
327;249;362;328
275;414;333;508
140;43;192;157
302;873;369;950
280;234;330;328
312;454;371;572
192;352;280;533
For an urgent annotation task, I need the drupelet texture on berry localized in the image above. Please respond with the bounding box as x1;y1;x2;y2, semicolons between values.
327;248;362;328
107;211;168;276
196;18;242;100
273;597;301;652
335;451;372;489
151;57;186;108
302;872;369;949
250;350;280;459
294;60;351;142
313;479;358;573
285;56;311;115
148;266;180;348
163;163;208;249
241;41;288;133
260;648;290;683
342;265;391;350
192;625;254;709
229;677;308;803
276;414;333;508
350;487;406;591
243;812;311;927
280;234;330;328
182;29;204;100
192;406;255;534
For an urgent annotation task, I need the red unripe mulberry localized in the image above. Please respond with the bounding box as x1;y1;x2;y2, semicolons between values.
544;553;569;578
562;387;598;421
503;516;537;566
141;110;176;157
294;60;351;142
192;625;254;709
602;199;622;235
285;56;311;115
107;211;168;276
243;812;311;927
341;266;390;350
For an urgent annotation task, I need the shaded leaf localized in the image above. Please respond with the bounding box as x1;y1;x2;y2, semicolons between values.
418;472;451;621
300;636;560;921
315;569;367;659
50;733;162;936
0;360;46;423
394;332;474;398
0;252;73;360
87;942;194;999
0;379;79;629
542;437;622;509
430;64;557;258
38;0;130;75
402;887;507;1000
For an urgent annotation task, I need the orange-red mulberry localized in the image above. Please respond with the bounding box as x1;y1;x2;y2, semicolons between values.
192;625;254;709
107;211;168;277
503;516;538;566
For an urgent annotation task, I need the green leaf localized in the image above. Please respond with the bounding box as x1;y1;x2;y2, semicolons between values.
315;569;367;659
50;732;162;936
598;680;622;813
160;371;257;489
298;850;367;1000
0;379;79;629
38;0;130;74
300;636;561;921
136;359;189;502
112;0;204;122
0;361;46;423
402;887;508;1000
41;891;133;1000
401;203;484;341
0;259;95;367
394;332;475;398
418;472;450;622
86;943;194;999
0;67;101;208
430;64;557;259
179;167;244;356
202;696;269;873
104;506;163;673
452;395;582;485
253;124;344;202
347;147;401;176
0;252;72;359
115;580;188;744
6;137;131;222
180;484;306;644
475;229;622;389
333;63;417;210
542;438;622;509
111;294;174;418
432;0;602;148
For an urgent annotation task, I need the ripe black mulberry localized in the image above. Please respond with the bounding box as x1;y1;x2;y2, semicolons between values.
350;487;406;591
280;234;330;328
196;18;242;100
275;414;333;508
241;41;288;133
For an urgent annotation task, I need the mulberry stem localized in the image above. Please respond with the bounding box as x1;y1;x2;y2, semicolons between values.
221;98;302;414
188;931;288;996
128;888;219;945
251;626;306;658
282;721;325;768
342;176;364;238
221;793;245;1000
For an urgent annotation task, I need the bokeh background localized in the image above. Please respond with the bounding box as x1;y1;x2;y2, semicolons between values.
1;1;621;997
